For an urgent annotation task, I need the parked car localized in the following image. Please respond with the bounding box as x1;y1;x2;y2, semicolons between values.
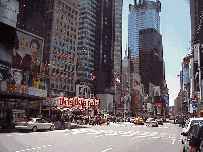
182;122;203;152
130;117;136;123
145;118;158;127
134;118;144;125
181;117;203;145
15;118;55;132
156;119;163;125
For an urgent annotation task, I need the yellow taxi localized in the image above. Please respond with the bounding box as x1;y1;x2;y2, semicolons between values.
134;118;144;125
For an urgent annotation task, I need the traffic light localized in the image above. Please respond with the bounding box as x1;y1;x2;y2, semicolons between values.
195;96;198;102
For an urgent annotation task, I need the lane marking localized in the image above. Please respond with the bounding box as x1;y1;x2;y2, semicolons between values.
172;139;176;144
131;137;138;140
137;136;147;138
153;137;160;139
6;135;12;136
101;147;113;152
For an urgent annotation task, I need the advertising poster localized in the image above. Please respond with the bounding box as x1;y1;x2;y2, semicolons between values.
0;0;19;28
12;28;43;74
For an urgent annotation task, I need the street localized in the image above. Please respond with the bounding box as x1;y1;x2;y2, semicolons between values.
0;120;184;152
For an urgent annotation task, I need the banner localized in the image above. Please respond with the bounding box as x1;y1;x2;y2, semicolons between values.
43;97;100;108
153;86;160;96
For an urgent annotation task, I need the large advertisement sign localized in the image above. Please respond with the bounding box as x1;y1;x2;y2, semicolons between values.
0;28;46;98
0;0;19;28
43;97;100;109
12;28;43;74
183;67;190;85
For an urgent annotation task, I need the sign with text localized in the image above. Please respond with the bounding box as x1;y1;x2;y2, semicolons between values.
43;97;100;108
0;0;19;27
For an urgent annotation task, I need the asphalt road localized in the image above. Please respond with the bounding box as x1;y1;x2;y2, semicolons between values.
0;121;184;152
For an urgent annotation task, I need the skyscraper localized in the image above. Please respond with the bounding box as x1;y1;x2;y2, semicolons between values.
114;0;123;82
94;0;115;94
77;0;97;92
43;0;79;97
128;0;161;58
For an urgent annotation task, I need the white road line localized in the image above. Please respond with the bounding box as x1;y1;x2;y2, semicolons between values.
101;147;113;152
20;150;25;152
137;136;147;138
65;134;70;135
95;136;100;137
121;134;134;136
37;147;42;148
25;149;31;151
47;145;53;147
31;148;36;149
153;137;160;139
18;134;24;136
172;139;176;144
131;137;138;140
6;135;12;136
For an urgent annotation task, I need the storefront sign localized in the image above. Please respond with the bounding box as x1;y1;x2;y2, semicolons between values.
43;97;100;108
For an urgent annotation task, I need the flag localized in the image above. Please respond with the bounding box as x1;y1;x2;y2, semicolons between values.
115;78;120;83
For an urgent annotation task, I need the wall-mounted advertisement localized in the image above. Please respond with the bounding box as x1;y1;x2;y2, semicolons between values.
12;28;43;74
0;0;19;28
183;67;190;85
153;86;160;96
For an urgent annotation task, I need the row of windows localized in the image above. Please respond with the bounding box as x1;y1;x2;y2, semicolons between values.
54;36;76;49
52;61;75;73
58;0;78;15
56;12;78;25
51;82;74;91
51;68;74;78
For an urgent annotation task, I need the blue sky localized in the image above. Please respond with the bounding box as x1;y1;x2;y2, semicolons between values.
122;0;191;106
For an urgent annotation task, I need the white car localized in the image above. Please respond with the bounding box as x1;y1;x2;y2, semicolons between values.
15;118;55;132
145;118;158;127
130;117;136;123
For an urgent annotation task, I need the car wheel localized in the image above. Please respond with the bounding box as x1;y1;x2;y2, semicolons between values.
50;125;54;131
32;126;37;132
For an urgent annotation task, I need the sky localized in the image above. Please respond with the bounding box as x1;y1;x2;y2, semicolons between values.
122;0;191;107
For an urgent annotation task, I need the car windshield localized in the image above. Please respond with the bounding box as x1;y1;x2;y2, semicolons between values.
191;120;203;126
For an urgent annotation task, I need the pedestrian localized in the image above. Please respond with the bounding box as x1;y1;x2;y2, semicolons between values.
60;115;65;129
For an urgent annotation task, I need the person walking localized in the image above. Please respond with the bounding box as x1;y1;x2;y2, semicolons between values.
60;115;65;129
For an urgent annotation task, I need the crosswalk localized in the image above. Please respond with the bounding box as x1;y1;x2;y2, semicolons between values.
56;128;181;143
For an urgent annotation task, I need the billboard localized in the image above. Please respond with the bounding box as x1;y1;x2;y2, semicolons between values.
153;86;160;96
0;0;19;28
0;28;46;98
183;67;190;85
12;28;43;74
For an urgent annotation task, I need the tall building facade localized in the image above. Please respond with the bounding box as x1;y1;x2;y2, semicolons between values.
128;0;161;58
76;0;97;92
114;0;123;82
190;0;203;44
94;0;115;94
139;28;163;94
43;0;79;97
